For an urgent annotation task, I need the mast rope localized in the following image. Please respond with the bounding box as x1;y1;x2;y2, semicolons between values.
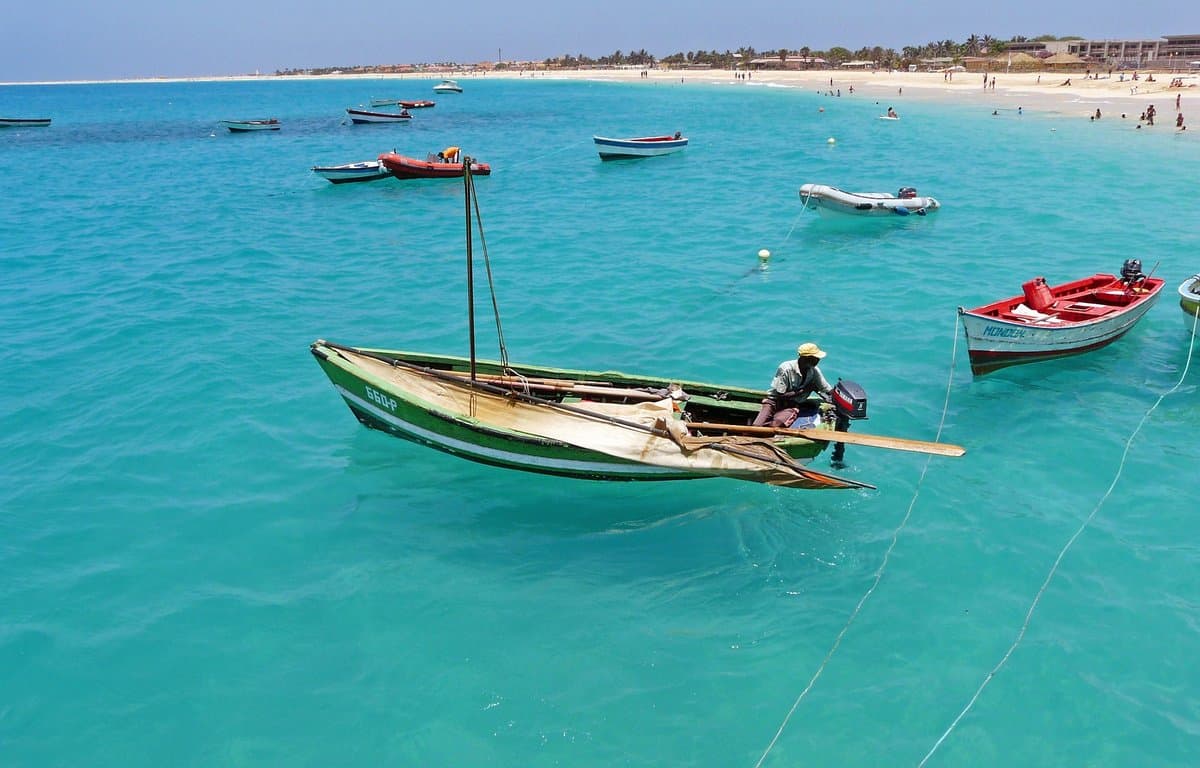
466;162;510;369
754;311;961;768
917;310;1197;767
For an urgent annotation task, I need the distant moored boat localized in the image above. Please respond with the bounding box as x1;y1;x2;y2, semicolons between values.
219;118;280;132
378;151;491;179
311;160;392;184
0;117;51;128
593;133;688;159
433;79;463;93
346;106;412;124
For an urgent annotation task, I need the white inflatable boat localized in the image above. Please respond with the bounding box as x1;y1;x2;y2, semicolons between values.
798;184;940;217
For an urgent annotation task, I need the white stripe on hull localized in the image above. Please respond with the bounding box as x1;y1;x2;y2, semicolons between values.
335;385;685;477
961;299;1157;357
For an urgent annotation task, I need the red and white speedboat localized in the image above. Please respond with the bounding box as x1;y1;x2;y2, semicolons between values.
958;260;1165;375
378;152;491;179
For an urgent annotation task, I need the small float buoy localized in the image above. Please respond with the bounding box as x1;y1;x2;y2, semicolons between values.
757;249;771;261
818;107;825;113
827;137;836;144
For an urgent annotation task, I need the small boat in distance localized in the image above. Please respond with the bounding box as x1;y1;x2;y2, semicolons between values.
958;260;1165;375
1179;274;1200;332
219;118;280;132
369;98;434;109
0;117;51;128
346;106;412;124
798;184;940;216
433;79;463;93
378;151;491;179
593;133;688;160
311;160;392;184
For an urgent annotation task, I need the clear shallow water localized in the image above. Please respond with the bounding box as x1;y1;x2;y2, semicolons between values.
2;77;1198;766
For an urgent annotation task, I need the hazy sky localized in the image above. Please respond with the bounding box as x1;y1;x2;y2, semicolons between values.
2;0;1197;82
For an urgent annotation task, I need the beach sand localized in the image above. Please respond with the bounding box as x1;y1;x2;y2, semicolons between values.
7;66;1196;125
488;67;1198;123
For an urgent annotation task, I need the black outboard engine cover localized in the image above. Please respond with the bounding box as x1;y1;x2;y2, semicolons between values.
1120;258;1145;283
832;379;868;420
897;186;917;199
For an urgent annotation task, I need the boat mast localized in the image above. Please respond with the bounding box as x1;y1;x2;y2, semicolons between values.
465;158;477;382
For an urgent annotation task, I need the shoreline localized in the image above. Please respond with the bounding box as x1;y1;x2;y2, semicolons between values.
4;67;1196;124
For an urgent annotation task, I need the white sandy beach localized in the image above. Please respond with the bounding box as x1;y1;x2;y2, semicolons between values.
7;66;1197;126
491;67;1198;123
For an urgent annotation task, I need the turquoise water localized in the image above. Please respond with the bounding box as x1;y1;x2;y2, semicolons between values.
2;77;1199;766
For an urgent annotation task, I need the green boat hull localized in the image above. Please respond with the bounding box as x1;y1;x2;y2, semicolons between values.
311;341;831;482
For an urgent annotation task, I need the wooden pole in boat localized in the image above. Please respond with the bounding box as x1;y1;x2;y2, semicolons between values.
465;158;477;382
684;422;966;457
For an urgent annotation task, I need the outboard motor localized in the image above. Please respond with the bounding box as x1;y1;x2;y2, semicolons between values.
897;186;918;199
1120;258;1146;285
828;379;868;468
831;379;868;421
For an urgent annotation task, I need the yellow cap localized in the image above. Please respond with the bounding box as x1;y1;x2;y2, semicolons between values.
796;342;827;359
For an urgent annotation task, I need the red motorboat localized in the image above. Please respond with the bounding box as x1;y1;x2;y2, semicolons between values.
958;259;1165;375
378;151;491;179
399;100;436;109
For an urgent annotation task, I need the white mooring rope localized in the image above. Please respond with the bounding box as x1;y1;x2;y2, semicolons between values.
918;310;1197;767
754;312;961;768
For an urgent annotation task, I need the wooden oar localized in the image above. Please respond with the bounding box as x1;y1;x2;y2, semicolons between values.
685;422;965;457
440;370;664;401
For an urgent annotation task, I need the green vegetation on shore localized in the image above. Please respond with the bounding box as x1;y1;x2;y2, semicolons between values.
274;35;1085;76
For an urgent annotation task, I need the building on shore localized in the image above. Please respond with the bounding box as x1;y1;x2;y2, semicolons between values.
1004;34;1200;69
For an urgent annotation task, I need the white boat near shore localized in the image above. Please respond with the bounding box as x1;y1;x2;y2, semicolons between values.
593;133;688;159
311;160;392;184
219;118;280;132
346;106;412;124
798;184;940;216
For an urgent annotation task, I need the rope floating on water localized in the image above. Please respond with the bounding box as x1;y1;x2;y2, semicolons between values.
917;310;1197;767
754;312;961;768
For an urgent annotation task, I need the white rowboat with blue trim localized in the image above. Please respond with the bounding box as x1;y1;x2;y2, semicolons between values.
593;134;688;159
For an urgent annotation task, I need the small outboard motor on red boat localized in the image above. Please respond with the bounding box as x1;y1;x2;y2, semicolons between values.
897;186;918;199
1120;258;1146;285
828;379;867;468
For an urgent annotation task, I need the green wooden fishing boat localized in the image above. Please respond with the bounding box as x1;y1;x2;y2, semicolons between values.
311;161;963;489
310;341;879;488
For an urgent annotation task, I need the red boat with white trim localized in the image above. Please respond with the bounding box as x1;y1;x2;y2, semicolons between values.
378;151;491;179
958;260;1164;375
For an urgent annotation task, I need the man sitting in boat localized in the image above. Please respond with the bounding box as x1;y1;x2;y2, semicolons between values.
752;342;834;429
437;146;461;163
